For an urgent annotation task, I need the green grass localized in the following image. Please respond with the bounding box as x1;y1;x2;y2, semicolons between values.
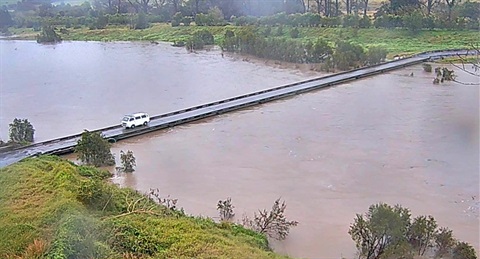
0;156;291;259
8;23;478;57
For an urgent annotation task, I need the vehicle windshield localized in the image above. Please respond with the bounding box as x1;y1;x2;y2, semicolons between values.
122;116;131;121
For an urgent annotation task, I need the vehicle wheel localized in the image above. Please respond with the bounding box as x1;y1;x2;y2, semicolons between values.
131;124;135;129
143;121;147;126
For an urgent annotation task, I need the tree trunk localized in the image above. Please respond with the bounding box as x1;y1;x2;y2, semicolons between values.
335;0;338;16
363;0;368;16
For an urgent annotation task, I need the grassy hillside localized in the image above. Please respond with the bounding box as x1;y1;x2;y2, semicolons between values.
0;155;290;259
9;24;479;57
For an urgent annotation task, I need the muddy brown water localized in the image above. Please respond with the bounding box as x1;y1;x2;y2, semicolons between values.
2;40;479;258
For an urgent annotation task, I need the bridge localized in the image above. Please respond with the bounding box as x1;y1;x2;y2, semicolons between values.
0;49;476;168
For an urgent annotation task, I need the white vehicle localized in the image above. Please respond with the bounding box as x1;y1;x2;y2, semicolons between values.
121;112;150;129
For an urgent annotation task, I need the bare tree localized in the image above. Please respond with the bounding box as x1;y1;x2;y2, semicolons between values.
422;0;439;15
242;198;298;240
217;198;235;221
444;0;456;20
433;46;480;85
313;0;322;13
360;0;369;16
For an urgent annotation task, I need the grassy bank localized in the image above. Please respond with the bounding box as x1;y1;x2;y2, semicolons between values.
0;155;290;259
8;23;479;57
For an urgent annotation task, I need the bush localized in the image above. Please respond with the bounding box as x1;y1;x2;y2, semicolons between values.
171;12;182;27
181;16;193;26
333;40;365;70
75;130;115;167
289;27;299;38
242;198;298;240
403;11;424;33
422;63;432;72
135;11;149;29
9;118;35;144
365;46;387;65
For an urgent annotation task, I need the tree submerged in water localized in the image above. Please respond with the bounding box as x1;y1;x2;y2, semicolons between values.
433;66;456;84
120;150;136;172
36;25;61;43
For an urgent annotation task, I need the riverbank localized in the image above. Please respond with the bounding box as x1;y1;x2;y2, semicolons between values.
0;155;291;258
5;24;479;58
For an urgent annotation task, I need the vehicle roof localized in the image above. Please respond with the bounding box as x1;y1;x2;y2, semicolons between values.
124;112;148;117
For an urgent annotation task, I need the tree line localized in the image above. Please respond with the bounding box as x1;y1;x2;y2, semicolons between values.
0;0;478;30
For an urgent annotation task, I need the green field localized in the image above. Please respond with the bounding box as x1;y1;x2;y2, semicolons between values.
0;156;291;258
10;23;477;58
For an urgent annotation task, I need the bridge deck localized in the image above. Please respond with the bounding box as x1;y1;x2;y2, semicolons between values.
0;50;475;167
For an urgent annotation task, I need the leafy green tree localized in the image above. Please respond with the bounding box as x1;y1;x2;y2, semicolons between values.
75;130;115;167
333;40;365;70
348;203;411;259
120;150;136;172
36;25;62;43
221;29;236;51
434;227;456;258
452;242;477;259
403;11;424;32
9;118;35;144
407;215;437;255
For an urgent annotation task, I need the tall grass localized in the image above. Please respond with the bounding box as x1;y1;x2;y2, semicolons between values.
0;156;290;258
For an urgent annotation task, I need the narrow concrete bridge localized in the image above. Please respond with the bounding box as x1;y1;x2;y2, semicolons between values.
0;49;475;168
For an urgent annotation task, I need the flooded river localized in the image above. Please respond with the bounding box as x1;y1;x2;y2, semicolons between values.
1;40;479;258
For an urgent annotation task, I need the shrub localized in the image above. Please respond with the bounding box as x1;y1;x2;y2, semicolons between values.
172;12;182;27
422;63;432;72
242;198;298;240
290;27;299;38
135;11;149;29
365;46;387;65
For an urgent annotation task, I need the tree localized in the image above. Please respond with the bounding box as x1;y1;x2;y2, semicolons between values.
9;118;35;143
120;150;136;172
452;242;477;259
217;197;235;221
333;40;365;70
403;10;424;32
75;130;115;167
348;203;411;259
0;8;14;28
36;25;62;43
434;227;456;258
407;215;437;256
445;0;456;21
242;198;298;240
